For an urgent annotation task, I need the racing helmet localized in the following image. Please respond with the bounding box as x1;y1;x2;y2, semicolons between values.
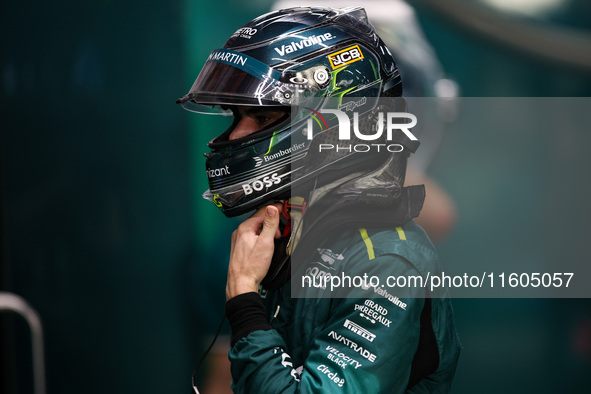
177;6;418;217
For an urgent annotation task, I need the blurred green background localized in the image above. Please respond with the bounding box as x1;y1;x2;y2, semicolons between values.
1;0;590;393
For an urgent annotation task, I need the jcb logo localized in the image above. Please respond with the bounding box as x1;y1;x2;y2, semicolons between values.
328;45;364;69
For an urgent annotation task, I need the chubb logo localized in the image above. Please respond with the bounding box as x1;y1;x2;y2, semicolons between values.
328;45;364;69
305;108;418;153
242;173;282;195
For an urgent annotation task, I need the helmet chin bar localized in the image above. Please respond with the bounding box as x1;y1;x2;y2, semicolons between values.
202;167;299;218
201;95;418;218
207;110;291;149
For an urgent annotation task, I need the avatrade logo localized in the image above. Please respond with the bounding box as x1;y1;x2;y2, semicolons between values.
328;45;364;69
305;108;418;153
231;27;257;39
274;33;335;56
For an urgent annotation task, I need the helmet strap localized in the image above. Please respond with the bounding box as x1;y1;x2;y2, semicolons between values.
283;197;307;255
260;196;307;290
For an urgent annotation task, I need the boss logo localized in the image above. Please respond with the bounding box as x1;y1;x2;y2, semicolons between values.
242;173;282;195
328;45;364;69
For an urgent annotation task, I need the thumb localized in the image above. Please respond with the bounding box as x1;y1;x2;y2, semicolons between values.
259;205;280;240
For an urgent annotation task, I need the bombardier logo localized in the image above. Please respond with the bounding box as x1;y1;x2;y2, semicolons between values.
328;45;364;69
253;143;306;167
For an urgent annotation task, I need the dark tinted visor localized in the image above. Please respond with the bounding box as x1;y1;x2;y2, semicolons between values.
177;48;300;114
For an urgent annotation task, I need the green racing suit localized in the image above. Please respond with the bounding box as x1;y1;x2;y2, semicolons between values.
225;219;461;393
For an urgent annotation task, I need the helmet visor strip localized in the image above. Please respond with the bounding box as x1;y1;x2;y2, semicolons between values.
179;48;307;114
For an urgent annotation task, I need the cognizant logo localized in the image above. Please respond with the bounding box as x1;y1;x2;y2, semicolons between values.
305;108;418;153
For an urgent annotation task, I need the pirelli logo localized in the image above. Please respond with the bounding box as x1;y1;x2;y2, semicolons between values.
343;319;376;342
328;45;364;69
